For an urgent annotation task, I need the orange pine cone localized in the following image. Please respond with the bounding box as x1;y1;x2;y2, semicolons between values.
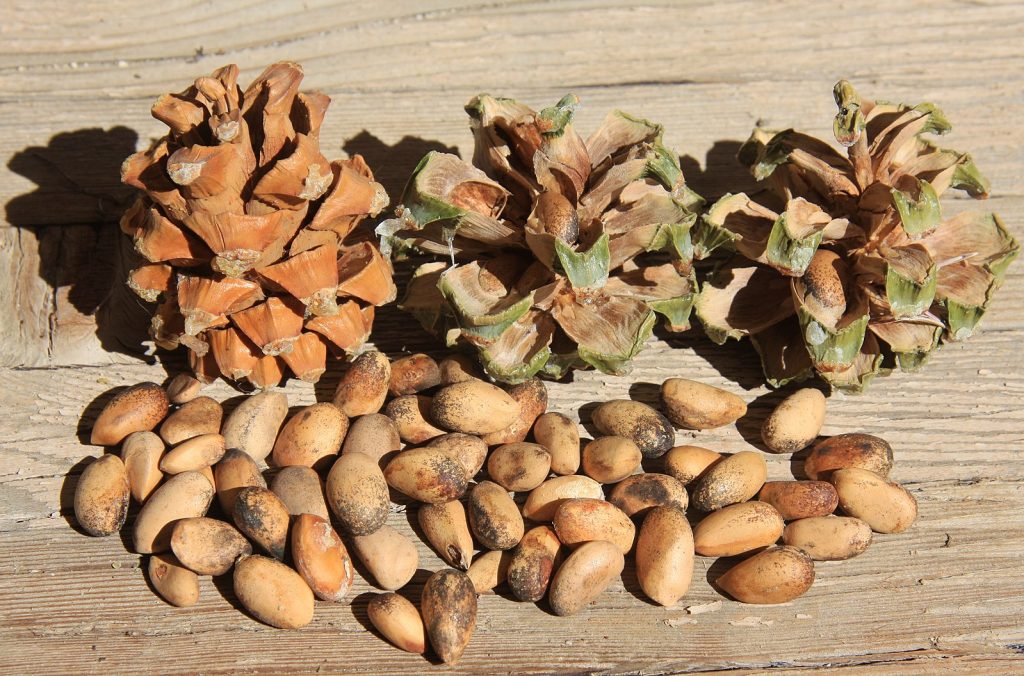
121;62;395;387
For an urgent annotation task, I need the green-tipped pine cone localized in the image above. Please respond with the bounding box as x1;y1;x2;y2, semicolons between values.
695;81;1018;392
378;94;703;383
120;62;395;388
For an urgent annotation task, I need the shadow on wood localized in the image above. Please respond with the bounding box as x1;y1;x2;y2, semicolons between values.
678;140;754;203
76;385;129;445
5;127;154;364
58;455;98;535
342;131;459;208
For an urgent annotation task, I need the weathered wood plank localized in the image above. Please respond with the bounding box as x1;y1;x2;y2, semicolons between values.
1;0;1023;673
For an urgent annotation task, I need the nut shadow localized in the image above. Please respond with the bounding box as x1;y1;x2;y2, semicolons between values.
627;382;661;408
76;385;130;446
58;455;99;534
734;388;793;453
620;556;657;606
704;554;742;597
678;140;755;205
653;324;768;392
342;131;459;213
210;568;249;615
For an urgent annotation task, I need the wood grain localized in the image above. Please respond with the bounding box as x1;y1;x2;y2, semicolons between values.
1;0;1023;673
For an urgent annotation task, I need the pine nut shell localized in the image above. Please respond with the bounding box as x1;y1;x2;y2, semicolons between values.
691;450;767;512
552;498;635;554
91;382;169;446
421;569;477;665
368;593;426;654
170;516;251;575
635;506;694;607
693;501;785;557
716;545;815;604
234;554;314;629
591;400;674;459
532;412;580;475
467;481;524;550
74;454;130;536
291;513;354;602
660;378;746;430
548;540;624;617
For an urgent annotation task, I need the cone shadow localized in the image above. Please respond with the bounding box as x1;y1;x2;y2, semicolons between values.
5;127;158;364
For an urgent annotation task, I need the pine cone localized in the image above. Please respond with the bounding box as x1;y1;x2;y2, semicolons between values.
120;63;394;387
378;95;703;383
695;81;1019;391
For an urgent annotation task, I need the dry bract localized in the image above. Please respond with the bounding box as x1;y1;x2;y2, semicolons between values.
213;448;266;514
272;402;347;470
486;442;552;492
333;351;391;416
234;555;315;629
368;593;426;654
552;499;636;554
481;378;548;445
166;374;202;405
761;388;827;454
758;481;838;520
221;391;288;462
431;381;521;435
386;395;446;444
91;382;169;446
660;378;746;430
522;475;604;522
783;516;873;560
804;433;894;480
270;465;330;520
170;516;251;575
133;471;214;554
233;486;290;560
694;501;785;557
691;450;767;512
548;540;624;617
428;433;488;480
159;396;223;445
326;452;390;535
608;473;688;517
591;400;674;458
421;570;477;665
291;513;354;602
532;412;581;475
149;553;200;607
468;481;524;550
507;525;562;602
160;433;226;473
635;506;694;607
581;436;642;484
418;500;474;570
341;413;401;462
663;445;722;486
467;549;513;594
121;431;165;503
389;353;442;396
830;468;917;533
716;546;815;604
74;454;130;536
351;525;419;591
